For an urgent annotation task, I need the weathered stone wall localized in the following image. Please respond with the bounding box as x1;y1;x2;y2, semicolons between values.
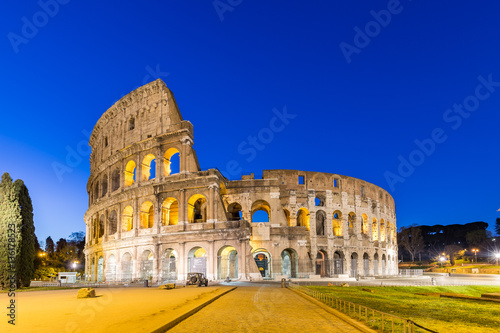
83;80;398;283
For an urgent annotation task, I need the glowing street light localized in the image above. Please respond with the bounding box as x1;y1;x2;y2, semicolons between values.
72;261;79;272
472;249;479;263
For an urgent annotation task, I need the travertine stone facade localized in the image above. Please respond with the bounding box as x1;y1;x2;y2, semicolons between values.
84;79;398;283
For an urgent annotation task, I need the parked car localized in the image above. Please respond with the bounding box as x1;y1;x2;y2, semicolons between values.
186;272;208;287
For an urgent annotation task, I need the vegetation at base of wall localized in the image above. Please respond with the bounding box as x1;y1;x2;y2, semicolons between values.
308;285;500;333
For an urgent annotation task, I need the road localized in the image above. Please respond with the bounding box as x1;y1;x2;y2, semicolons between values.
168;282;367;333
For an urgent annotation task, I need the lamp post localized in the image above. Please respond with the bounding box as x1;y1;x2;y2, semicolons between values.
472;249;479;263
73;261;79;272
495;253;500;274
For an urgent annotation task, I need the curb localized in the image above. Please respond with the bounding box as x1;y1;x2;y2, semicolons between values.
287;287;377;333
151;287;237;332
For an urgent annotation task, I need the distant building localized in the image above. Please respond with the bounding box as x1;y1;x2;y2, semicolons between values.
57;272;77;284
83;80;398;283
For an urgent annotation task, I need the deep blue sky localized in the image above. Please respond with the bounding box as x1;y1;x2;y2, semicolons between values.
1;1;499;243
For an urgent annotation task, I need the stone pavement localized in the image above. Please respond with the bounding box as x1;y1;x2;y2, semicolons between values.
169;283;366;333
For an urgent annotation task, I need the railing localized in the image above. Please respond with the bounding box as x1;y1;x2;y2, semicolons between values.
288;283;437;333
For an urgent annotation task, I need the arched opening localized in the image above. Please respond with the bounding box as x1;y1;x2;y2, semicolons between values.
188;247;207;275
227;202;242;221
141;154;156;181
111;168;120;191
188;194;207;223
281;249;298;278
129;117;135;130
162;248;178;282
121;252;133;282
374;253;379;275
91;258;95;282
106;254;116;282
316;210;326;235
382;254;387;275
122;206;133;232
363;253;369;276
217;246;238;280
380;219;386;242
251;200;271;223
314;194;325;206
333;251;344;275
253;249;271;279
94;182;99;200
297;208;310;230
348;212;356;229
140;201;154;229
362;214;368;234
332;211;342;236
351;253;358;277
140;250;154;281
102;175;108;197
316;250;328;277
124;160;136;187
162;198;179;225
372;218;378;241
98;214;105;238
283;208;291;226
109;210;117;235
97;256;104;282
164;148;180;176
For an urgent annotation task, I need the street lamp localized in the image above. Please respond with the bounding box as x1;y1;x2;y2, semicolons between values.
472;249;479;263
72;261;79;272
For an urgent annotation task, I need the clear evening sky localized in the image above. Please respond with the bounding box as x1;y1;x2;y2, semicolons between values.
0;1;499;242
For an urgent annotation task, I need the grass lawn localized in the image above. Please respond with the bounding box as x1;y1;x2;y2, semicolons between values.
0;286;80;293
308;285;500;333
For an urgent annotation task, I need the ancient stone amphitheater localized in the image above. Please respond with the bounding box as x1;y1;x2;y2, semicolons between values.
84;79;398;283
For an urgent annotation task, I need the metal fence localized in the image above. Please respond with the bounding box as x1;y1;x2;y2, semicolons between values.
288;283;437;333
399;269;424;276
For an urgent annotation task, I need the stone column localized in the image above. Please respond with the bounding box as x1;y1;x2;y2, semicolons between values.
207;184;217;223
179;189;187;224
154;242;161;283
179;242;186;281
209;241;215;280
342;216;349;240
357;254;364;277
344;251;351;277
133;199;139;237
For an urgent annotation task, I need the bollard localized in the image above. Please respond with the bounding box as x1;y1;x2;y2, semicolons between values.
281;278;286;288
144;279;149;287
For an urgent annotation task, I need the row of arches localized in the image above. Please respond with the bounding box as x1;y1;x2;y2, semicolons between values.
89;194;208;240
89;245;239;282
226;199;396;242
90;148;181;203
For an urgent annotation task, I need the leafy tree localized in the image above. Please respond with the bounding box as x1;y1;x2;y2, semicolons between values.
0;173;22;289
398;225;425;262
45;236;54;257
14;179;35;287
466;229;487;247
55;238;68;254
33;235;42;271
444;244;462;266
496;218;500;236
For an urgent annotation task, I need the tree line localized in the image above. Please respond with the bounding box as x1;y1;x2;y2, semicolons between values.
398;220;498;264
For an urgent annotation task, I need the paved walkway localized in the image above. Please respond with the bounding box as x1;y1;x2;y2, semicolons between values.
169;283;364;333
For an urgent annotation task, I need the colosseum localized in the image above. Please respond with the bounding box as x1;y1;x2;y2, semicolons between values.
83;79;398;283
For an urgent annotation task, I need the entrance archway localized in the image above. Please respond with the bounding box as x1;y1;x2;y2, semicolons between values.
363;253;369;276
162;248;177;282
281;249;298;278
382;254;387;275
121;253;133;282
106;255;116;282
97;256;104;282
217;246;238;280
351;253;358;277
333;251;344;275
253;249;271;278
374;253;379;275
316;250;328;277
188;247;207;275
140;250;154;280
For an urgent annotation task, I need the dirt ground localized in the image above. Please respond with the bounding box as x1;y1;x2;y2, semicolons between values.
0;286;231;333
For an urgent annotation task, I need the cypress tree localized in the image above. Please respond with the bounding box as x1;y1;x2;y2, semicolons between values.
15;179;35;287
45;236;54;257
0;173;22;289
